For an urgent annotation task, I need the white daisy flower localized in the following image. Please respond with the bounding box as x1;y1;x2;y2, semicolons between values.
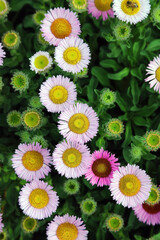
55;37;91;74
39;75;77;113
113;0;151;24
29;51;53;74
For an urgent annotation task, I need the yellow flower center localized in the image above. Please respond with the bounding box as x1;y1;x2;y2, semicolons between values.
34;55;49;70
56;222;78;240
68;113;90;134
50;18;72;39
29;189;49;208
119;174;141;196
62;148;82;167
73;0;87;9
94;0;112;11
49;86;68;104
63;47;81;65
121;0;140;15
4;32;18;47
147;187;160;205
155;67;160;82
92;158;111;177
24;112;40;128
22;150;43;171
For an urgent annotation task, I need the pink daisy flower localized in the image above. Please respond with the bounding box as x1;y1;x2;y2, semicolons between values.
0;213;4;233
133;202;160;225
0;43;5;66
11;143;52;181
53;140;91;178
110;164;152;208
58;103;99;144
39;75;77;113
40;8;81;46
85;148;120;187
88;0;114;21
145;54;160;94
46;213;88;240
54;37;91;74
19;180;59;220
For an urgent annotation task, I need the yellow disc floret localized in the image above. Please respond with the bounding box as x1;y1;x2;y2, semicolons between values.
94;0;112;11
121;0;140;15
29;188;49;208
62;148;82;167
68;113;89;134
156;67;160;82
49;86;68;104
50;18;72;39
22;150;43;171
34;56;49;69
63;47;81;65
119;174;141;196
56;222;78;240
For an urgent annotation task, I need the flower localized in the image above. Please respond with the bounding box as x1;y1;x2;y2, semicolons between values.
40;7;81;46
133;202;160;225
80;198;97;216
152;6;160;24
46;213;88;240
11;142;52;181
64;179;80;195
29;96;42;109
33;10;45;25
2;31;20;49
85;148;120;187
7;110;21;127
88;0;114;20
39;75;77;113
29;51;52;74
106;214;124;232
53;140;91;178
100;88;116;106
21;109;42;131
113;0;151;24
22;216;38;233
0;213;4;233
58;103;99;143
11;71;29;93
145;55;160;94
143;130;160;152
37;32;49;45
0;0;9;18
19;180;59;220
113;22;131;41
105;118;124;139
146;185;160;205
110;164;152;208
0;43;5;66
55;37;91;74
69;0;88;13
31;135;48;149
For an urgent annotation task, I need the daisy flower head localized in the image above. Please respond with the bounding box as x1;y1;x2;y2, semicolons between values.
40;7;81;46
19;180;59;220
80;198;97;216
53;140;91;178
105;118;124;139
58;103;99;144
33;10;45;25
0;0;9;18
11;71;29;93
88;0;114;21
146;185;160;205
113;0;151;25
0;213;4;233
21;108;42;131
7;110;21;128
46;213;88;240
69;0;88;13
133;202;160;225
110;164;152;208
2;31;21;49
106;214;124;232
145;55;160;94
0;43;5;66
85;148;120;187
22;216;38;234
29;51;52;74
55;37;91;74
39;75;77;113
143;130;160;152
11;142;52;181
64;179;80;195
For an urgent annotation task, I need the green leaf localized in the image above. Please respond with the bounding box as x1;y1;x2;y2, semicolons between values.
130;79;140;105
87;77;98;103
122;121;132;147
107;68;129;80
138;104;159;117
116;92;128;112
146;39;160;52
100;59;120;71
96;138;106;149
133;116;149;127
91;66;110;87
10;0;32;11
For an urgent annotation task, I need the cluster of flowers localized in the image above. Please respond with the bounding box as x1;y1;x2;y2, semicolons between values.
0;0;160;238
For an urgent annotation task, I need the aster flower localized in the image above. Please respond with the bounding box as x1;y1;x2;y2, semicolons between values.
7;110;21;127
145;55;160;94
69;0;88;13
2;31;21;49
80;198;97;216
58;103;99;144
0;43;5;66
105;118;124;139
11;142;52;181
0;213;4;233
146;185;160;205
0;0;9;18
133;202;160;225
19;180;59;220
55;37;91;74
100;88;116;106
106;214;124;232
53;140;91;178
29;51;52;74
40;7;81;46
22;216;38;234
113;0;151;25
85;148;120;187
21;108;42;131
113;22;131;41
46;214;88;240
110;164;152;208
33;10;45;25
143;130;160;152
11;71;29;93
88;0;114;20
64;179;80;195
39;75;77;113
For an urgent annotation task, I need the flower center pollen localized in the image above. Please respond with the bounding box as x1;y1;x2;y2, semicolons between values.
119;174;141;196
29;189;49;208
156;67;160;82
34;55;49;69
94;0;112;11
121;0;140;15
50;18;72;39
4;32;18;47
49;86;68;104
147;134;160;147
68;113;90;134
63;47;81;65
56;222;78;240
24;112;40;128
22;150;43;171
92;158;112;178
62;148;82;167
